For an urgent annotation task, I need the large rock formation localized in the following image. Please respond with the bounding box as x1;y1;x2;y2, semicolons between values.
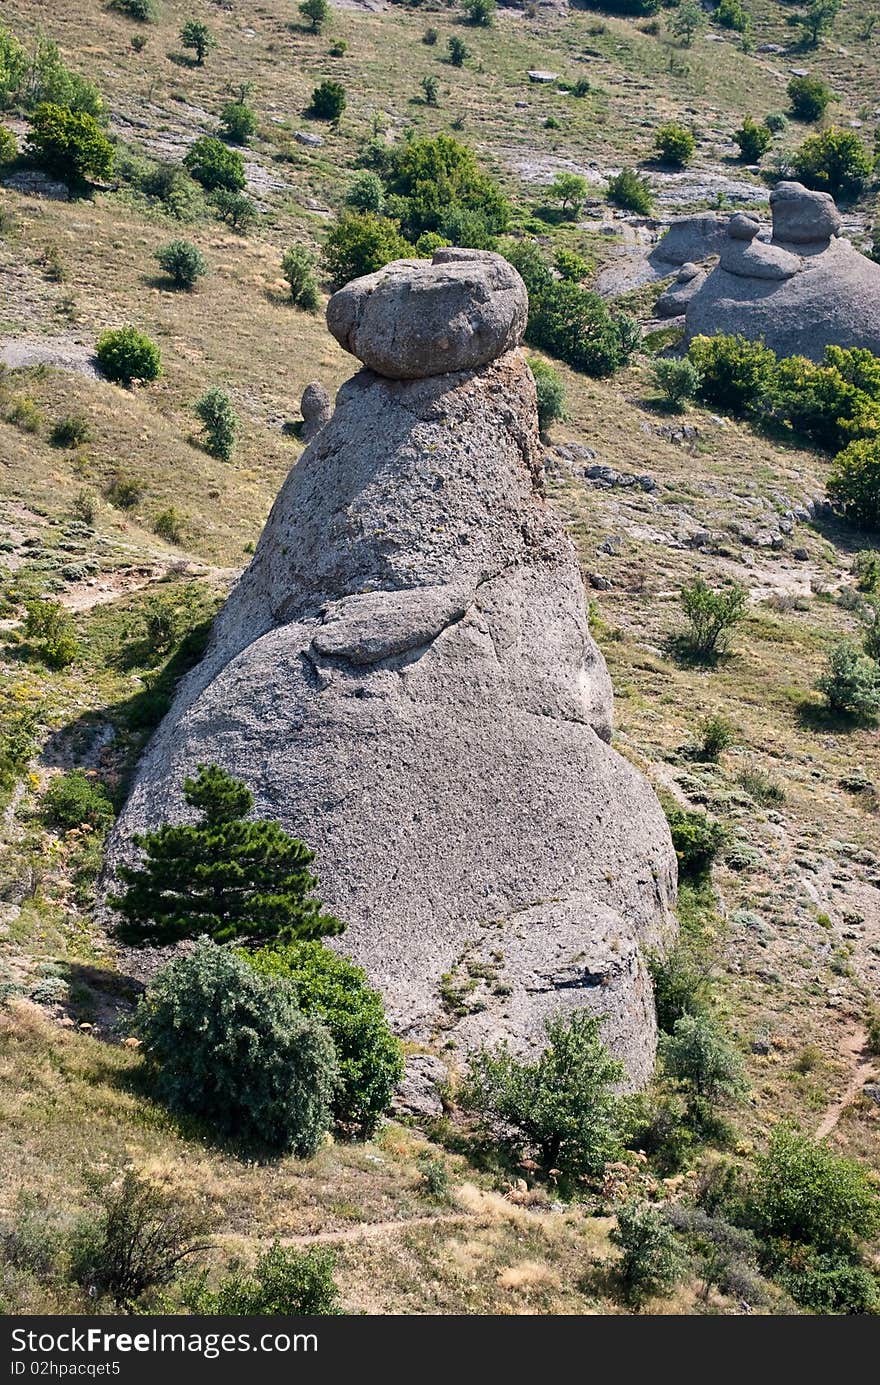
684;182;880;360
106;250;677;1087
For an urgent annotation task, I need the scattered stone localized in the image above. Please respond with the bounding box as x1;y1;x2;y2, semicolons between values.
589;573;613;590
528;70;559;83
294;130;323;147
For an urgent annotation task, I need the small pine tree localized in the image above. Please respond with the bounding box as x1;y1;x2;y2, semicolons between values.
195;386;238;461
447;35;468;67
155;238;207;290
110;764;343;945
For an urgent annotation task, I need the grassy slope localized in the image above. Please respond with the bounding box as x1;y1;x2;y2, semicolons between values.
1;0;878;1316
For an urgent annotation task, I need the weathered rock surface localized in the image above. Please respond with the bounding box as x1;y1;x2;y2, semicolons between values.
106;252;677;1087
656;261;708;317
652;212;730;267
299;381;331;441
326;248;529;380
685;182;880;360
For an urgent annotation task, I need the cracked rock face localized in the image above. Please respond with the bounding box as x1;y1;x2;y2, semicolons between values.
106;252;677;1086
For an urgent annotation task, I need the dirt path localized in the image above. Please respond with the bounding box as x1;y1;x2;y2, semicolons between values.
218;1211;474;1250
814;1025;876;1140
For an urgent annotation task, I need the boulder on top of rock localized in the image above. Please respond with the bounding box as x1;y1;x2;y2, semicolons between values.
652;212;730;266
719;237;801;281
728;211;761;242
770;180;842;245
656;262;708;317
326;248;528;380
105;251;677;1092
300;381;331;441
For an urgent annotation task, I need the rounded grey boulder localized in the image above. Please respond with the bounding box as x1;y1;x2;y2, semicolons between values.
300;381;331;441
770;180;842;245
326;248;529;379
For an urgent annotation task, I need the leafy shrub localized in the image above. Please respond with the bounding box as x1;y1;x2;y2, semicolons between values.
790;0;840;48
423;26;439;45
186;1243;341;1315
111;763;343;946
308;80;346;121
815;639;880;719
828;436;880;529
678;578;748;658
23;599;79;669
153;506;184;543
195;387;237;461
553;247;590;283
527;356;566;433
248;942;404;1136
776;1251;878;1314
141;582;215;656
660;1013;745;1105
140;160;204;220
687;333;776;412
300;0;330;32
462;0;495;23
0;124;17;164
610;1202;687;1307
714;0;749;31
606;167;654;214
694;713;735;761
4;396;42;433
418;1154;450;1200
323;211;410;289
27;103;114;185
651;356;702;409
183;136;245;192
737;766;785;805
461;1011;623;1179
733;117;772;162
772;350;880;452
671;0;706;44
787;74;833;121
648;945;711;1031
211;188;257;233
96;325;161;385
752;1124;880;1256
110;0;159;19
154;238;207;290
0;709;38;811
218;99;257;145
281;244;321;311
329;39;347;57
42;770;114;833
764;110;788;133
134;939;338;1154
385;133;509;244
516;256;639;376
69;1171;210;1309
447;35;468;66
665;805;727;877
105;470;142;508
2;32;104;117
180;20;215;65
654;121;696;167
546;172;588;217
791;126;874;197
345;170;385;214
49;412;90;448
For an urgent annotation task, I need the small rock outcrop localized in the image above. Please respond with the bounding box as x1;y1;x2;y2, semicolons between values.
653;212;731;268
106;250;677;1088
684;182;880;360
656;262;707;318
299;381;331;441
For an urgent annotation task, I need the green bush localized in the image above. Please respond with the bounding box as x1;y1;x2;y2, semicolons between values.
753;1124;880;1256
111;764;343;947
610;1202;687;1308
776;1251;878;1314
714;0;749;31
134;939;338;1154
790;0;840;48
665;805;727;877
0;124;17;164
345;170;385;213
553;247;590;283
772;350;880;452
96;326;161;386
211;189;257;233
461;1010;623;1179
828;436;880;529
41;770;114;833
678;578;747;658
281;244;321;311
462;0;495;23
660;1013;745;1105
527;356;567;433
27;103;114;186
105;470;142;509
654;121;696;167
153;506;184;543
308;80;346;121
648;945;711;1032
248;943;404;1136
764;110;788;133
687;333;777;412
651;356;702;409
606;167;654;214
787;74;833;121
139;161;204;220
69;1170;210;1310
300;0;330;32
180;20;215;65
791;126;874;197
546;172;588;217
447;35;468;66
1;31;104;117
385;133;510;244
110;0;159;20
815;639;880;720
733;117;772;162
154;238;207;290
49;412;90;448
23;599;79;669
218;99;257;145
183;136;245;192
531;281;639;377
186;1243;341;1315
323;211;411;289
195;387;238;461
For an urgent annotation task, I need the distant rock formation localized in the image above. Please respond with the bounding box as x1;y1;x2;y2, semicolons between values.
299;382;331;442
106;249;677;1088
684;182;880;360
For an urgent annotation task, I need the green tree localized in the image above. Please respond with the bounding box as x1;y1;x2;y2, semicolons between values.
791;126;874;197
281;244;322;310
527;356;567;434
610;1202;687;1307
678;578;748;658
299;0;330;33
386;132;510;242
664;805;727;877
154;238;207;290
211;189;258;233
195;387;238;461
447;35;469;66
714;0;749;32
654;121;696;167
183;136;246;191
554;247;590;282
606;167;654;214
180;20;215;65
661;1013;745;1104
323;210;411;289
671;0;706;45
344;170;385;213
420;74;439;106
95;326;161;386
110;0;160;20
42;770;114;833
249;942;404;1136
26;103;114;186
546;171;588;217
134;939;338;1154
687;333;777;412
461;1011;624;1178
462;0;496;24
110;763;343;945
815;639;880;720
753;1124;880;1255
218;99;257;145
829;436;880;530
308;79;346;120
787;74;833;121
791;0;840;48
733;117;772;162
651;356;702;409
